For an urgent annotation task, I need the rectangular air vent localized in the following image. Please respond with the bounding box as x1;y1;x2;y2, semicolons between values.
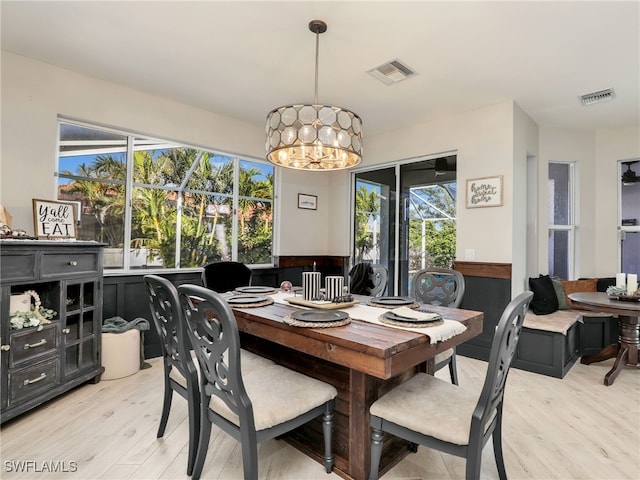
368;59;417;85
580;88;615;105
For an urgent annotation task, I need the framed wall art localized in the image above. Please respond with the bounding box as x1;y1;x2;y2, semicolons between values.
297;193;317;210
466;175;503;208
32;199;77;238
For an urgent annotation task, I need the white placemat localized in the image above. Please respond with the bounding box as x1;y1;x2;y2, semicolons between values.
271;291;466;344
347;304;467;344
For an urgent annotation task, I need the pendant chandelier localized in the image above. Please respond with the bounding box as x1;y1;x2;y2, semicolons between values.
266;20;363;171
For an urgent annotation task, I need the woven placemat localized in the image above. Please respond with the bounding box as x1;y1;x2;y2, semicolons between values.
378;314;443;328
227;297;274;308
283;314;351;328
368;301;420;309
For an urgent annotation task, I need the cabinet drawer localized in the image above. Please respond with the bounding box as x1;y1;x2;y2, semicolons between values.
41;252;99;278
0;252;37;282
9;358;60;406
10;324;58;367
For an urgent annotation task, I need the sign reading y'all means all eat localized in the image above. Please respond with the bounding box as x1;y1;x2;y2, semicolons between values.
465;175;503;208
32;199;77;239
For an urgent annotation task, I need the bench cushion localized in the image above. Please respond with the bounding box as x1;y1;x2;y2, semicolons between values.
524;309;612;335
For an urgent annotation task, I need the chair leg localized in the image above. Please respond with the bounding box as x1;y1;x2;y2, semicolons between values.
157;379;173;438
465;443;483;480
369;426;384;480
191;411;212;480
493;421;507;480
449;352;459;385
186;387;200;476
240;427;259;480
322;403;334;473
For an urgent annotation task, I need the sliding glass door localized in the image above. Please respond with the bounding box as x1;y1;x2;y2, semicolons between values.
352;156;457;295
353;167;397;295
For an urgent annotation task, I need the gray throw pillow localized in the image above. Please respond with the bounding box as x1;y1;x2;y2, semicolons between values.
551;277;569;309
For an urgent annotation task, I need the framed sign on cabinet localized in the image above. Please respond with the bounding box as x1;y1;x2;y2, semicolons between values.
32;199;77;238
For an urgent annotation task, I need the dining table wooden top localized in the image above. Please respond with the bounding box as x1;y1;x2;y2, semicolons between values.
230;294;484;380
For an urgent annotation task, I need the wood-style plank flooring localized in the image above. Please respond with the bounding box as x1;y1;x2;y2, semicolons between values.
1;355;638;479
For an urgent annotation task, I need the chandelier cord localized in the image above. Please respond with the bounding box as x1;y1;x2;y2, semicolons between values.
314;29;320;105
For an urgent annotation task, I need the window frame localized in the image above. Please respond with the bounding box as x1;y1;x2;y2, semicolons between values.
56;118;275;272
548;161;576;280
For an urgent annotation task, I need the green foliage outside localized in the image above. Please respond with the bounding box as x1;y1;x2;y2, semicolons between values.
355;181;456;269
59;148;273;268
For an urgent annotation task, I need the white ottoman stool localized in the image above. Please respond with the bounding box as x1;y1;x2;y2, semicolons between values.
101;329;140;380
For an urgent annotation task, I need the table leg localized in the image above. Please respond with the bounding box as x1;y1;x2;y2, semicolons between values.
604;347;629;386
583;315;639;386
580;344;619;365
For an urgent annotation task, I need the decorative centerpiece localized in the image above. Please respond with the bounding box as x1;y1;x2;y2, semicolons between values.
9;290;57;330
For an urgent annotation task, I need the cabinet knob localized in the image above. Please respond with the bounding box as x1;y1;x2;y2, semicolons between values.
68;260;78;266
1;345;10;351
62;328;70;334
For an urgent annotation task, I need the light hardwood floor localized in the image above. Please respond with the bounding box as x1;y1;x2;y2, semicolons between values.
1;355;638;480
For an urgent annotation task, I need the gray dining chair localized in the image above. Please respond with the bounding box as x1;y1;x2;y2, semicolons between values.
144;275;200;476
369;291;534;480
349;262;388;297
201;261;252;293
177;284;338;480
411;267;465;384
144;275;276;476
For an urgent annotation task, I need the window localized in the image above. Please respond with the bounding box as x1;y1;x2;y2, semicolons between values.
620;160;640;273
548;162;575;279
57;120;274;271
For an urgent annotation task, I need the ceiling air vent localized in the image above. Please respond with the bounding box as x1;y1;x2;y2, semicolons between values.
580;88;615;106
368;59;417;85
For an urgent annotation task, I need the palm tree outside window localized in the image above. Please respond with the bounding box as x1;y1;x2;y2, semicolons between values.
57;120;274;271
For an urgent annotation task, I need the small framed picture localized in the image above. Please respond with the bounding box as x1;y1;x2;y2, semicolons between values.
466;175;503;208
32;199;77;239
298;193;317;210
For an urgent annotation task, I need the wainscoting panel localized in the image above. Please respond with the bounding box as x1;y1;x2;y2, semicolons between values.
453;261;512;361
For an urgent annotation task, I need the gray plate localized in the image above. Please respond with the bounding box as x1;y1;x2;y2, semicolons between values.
383;311;441;323
609;294;640;302
370;296;415;306
235;286;275;294
226;295;268;304
290;309;349;323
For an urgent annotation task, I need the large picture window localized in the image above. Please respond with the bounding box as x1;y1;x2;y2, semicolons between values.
57;120;274;270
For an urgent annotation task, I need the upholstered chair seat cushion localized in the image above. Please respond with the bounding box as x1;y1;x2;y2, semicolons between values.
434;348;454;365
209;364;338;431
370;372;492;446
170;349;274;387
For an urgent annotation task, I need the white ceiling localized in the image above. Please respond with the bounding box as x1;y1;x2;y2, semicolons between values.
2;1;639;137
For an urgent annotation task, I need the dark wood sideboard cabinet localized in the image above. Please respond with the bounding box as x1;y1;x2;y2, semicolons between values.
1;241;105;423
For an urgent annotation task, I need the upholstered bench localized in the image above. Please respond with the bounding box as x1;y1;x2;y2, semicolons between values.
513;309;613;378
513;275;618;379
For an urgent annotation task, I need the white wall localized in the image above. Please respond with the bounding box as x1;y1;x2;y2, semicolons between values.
594;125;640;275
3;52;637;283
360;101;517;265
539;125;640;278
0;52;330;255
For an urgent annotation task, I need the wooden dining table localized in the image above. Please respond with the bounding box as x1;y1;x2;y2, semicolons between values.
569;292;640;386
229;294;484;480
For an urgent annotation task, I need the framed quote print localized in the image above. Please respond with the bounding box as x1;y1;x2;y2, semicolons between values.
32;199;77;238
466;176;503;208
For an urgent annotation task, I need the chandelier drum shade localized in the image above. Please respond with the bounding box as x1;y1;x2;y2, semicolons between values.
266;20;363;171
